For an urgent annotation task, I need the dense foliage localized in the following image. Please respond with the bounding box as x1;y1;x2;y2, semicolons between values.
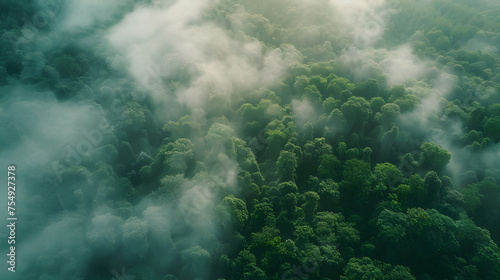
1;0;500;279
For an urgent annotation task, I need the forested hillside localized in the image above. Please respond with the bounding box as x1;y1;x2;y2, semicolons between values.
1;0;500;279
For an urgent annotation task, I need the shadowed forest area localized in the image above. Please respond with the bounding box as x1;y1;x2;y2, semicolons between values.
1;0;500;279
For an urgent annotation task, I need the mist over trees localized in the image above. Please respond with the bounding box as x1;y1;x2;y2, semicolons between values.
1;0;500;279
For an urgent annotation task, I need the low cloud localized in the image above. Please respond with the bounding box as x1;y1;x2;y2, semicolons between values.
108;0;298;108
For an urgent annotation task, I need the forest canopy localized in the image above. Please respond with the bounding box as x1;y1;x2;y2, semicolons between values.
1;0;500;279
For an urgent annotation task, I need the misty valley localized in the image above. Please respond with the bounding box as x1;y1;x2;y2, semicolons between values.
1;0;500;280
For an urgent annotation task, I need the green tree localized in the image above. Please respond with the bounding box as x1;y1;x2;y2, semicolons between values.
302;191;320;222
327;76;355;98
206;123;235;157
406;208;459;276
460;184;483;215
266;129;288;157
488;104;500;117
250;226;280;257
375;210;409;262
420;142;452;171
277;151;298;181
323;97;341;114
220;195;249;230
232;250;258;279
122;217;149;258
474;178;500;242
374;163;403;190
249;202;276;232
341;257;384;280
376;103;401;129
435;36;451;51
467;106;486;131
401;175;427;207
326;109;349;139
317;154;341;180
340;96;372;131
302;121;314;142
54;55;82;78
294;225;314;247
385;266;416;280
341;159;372;207
318;179;340;211
294;75;309;91
370;97;386;113
387;85;406;102
303;84;322;105
180;246;211;280
341;257;414;280
424;171;442;203
279;181;298;195
354;79;380;99
484;116;500;142
309;75;327;94
117;101;146;133
346;148;359;160
281;193;298;220
472;245;500;280
157;138;194;176
362;147;372;163
393;94;419;113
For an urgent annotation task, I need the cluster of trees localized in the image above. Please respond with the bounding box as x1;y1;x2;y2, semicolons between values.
2;0;500;279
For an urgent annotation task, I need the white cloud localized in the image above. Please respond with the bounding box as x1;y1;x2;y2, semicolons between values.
329;0;401;47
340;44;428;85
291;98;316;128
108;0;298;108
